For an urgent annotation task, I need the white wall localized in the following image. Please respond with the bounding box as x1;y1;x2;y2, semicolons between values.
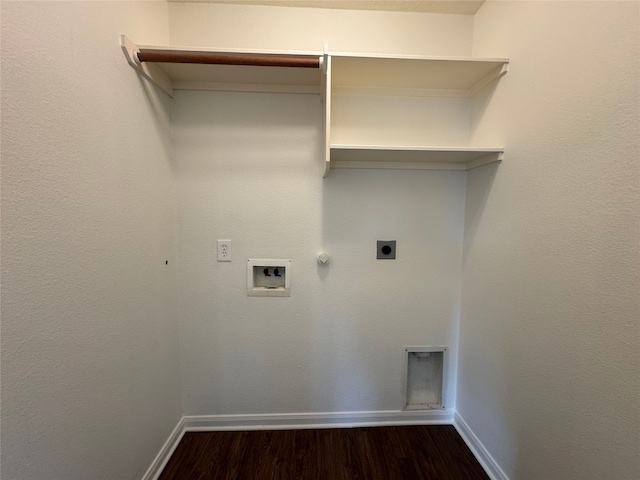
1;2;182;479
169;2;473;56
7;1;636;477
459;1;640;479
169;4;472;415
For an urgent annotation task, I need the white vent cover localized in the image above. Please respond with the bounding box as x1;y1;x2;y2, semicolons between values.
402;346;448;410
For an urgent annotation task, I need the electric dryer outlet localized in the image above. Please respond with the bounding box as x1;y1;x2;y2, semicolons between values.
377;240;396;259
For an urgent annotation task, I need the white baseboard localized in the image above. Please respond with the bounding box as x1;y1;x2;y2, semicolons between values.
141;417;185;480
454;412;509;480
183;409;454;431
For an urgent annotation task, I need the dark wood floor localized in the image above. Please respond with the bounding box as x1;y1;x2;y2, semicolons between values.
159;425;489;480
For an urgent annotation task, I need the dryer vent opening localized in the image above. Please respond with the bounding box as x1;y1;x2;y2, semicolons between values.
403;346;448;410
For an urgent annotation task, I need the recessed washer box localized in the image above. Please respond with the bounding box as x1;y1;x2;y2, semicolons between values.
247;259;291;297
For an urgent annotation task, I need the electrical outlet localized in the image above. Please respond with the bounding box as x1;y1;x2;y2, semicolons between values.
217;240;231;262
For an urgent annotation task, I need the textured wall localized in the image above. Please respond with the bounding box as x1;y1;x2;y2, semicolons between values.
7;2;636;478
172;90;466;414
169;3;473;416
458;2;640;479
168;2;473;56
1;2;182;479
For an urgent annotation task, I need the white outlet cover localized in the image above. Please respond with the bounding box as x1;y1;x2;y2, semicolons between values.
217;240;231;262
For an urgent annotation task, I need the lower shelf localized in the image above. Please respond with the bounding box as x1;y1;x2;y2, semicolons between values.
329;145;503;173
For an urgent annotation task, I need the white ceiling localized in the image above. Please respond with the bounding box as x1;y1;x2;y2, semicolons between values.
169;0;486;16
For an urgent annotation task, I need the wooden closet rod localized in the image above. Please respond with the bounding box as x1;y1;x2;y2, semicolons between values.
137;50;320;68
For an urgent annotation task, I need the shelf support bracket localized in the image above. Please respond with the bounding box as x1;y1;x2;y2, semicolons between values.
466;151;504;170
470;62;509;96
120;35;174;98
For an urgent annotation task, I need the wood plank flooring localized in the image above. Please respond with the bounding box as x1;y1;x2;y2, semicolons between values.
159;425;489;480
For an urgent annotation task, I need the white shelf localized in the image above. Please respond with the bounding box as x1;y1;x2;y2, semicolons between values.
331;53;508;97
330;145;504;171
121;36;508;176
324;54;508;176
155;62;322;95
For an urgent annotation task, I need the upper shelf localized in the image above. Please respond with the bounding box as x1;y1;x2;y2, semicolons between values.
121;36;508;99
331;53;508;97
